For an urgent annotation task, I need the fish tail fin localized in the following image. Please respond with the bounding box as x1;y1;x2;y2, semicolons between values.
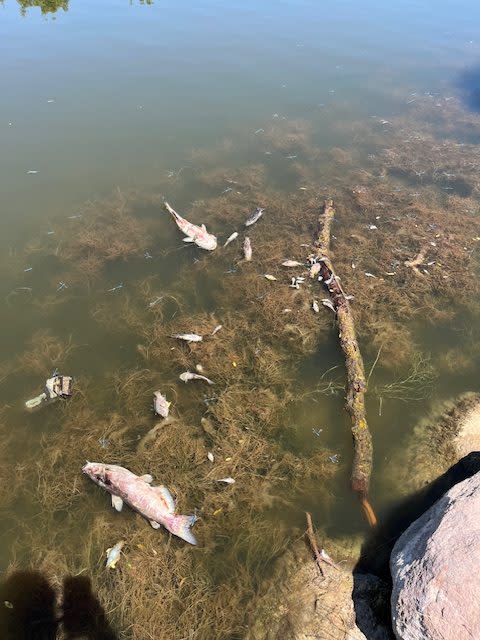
168;514;198;545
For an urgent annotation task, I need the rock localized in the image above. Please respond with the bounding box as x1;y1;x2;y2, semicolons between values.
247;542;390;640
391;470;480;640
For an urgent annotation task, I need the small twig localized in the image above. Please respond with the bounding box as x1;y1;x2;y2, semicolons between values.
305;512;324;577
367;344;383;386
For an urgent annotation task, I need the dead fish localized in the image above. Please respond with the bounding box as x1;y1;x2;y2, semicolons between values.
207;452;214;462
164;201;217;251
223;232;238;247
309;263;321;278
105;540;125;569
83;462;197;545
245;207;264;227
179;371;214;385
171;333;203;343
312;300;320;313
364;272;377;278
263;274;277;281
243;237;252;261
290;277;299;289
211;324;223;336
282;260;304;267
320;548;340;570
216;477;235;484
153;391;171;418
321;299;335;312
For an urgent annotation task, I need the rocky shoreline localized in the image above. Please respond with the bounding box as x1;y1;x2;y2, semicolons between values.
247;393;480;639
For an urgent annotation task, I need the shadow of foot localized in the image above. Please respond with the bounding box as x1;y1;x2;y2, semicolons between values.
62;575;118;640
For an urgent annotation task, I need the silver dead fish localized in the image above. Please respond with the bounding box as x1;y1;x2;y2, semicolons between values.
105;540;125;569
243;237;252;261
282;260;304;267
211;324;223;336
179;371;214;385
153;391;171;418
245;207;264;227
223;232;239;247
171;333;203;343
312;300;320;313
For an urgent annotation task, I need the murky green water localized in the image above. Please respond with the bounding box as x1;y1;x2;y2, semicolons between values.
1;1;480;637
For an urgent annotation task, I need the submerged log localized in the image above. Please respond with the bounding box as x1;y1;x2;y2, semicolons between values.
313;199;376;526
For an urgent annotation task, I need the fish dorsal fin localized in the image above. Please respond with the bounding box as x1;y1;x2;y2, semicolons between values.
183;236;194;242
154;484;176;514
149;520;161;529
140;474;153;484
201;224;206;232
112;495;123;512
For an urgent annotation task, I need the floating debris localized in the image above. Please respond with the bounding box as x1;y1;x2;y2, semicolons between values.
107;282;123;292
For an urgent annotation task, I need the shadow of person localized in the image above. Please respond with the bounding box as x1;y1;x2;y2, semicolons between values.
351;451;480;639
62;575;117;640
0;570;58;640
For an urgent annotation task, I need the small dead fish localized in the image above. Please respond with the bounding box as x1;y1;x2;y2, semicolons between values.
263;274;277;281
243;237;252;261
309;263;321;278
171;333;203;343
368;224;378;230
105;540;125;569
364;272;377;278
290;277;300;289
223;232;238;247
211;324;223;336
245;207;264;227
320;548;340;570
216;477;235;484
312;300;320;313
153;391;171;418
282;260;303;267
207;452;214;462
296;276;305;283
179;371;214;385
322;299;335;312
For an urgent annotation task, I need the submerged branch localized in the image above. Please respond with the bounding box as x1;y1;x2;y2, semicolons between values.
312;199;376;526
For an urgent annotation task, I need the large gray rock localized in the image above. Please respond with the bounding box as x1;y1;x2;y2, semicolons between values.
391;471;480;640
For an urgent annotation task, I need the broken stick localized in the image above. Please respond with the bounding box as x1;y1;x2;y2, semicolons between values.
305;512;324;576
313;199;377;527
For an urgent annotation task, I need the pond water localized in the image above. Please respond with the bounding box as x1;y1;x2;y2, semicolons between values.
1;1;480;638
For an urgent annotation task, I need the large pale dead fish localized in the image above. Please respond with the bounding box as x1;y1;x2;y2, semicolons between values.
164;201;217;251
245;207;264;227
153;391;171;418
179;371;214;385
83;462;197;545
243;237;252;261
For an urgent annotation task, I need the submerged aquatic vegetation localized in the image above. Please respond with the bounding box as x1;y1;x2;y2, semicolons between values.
1;94;480;638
